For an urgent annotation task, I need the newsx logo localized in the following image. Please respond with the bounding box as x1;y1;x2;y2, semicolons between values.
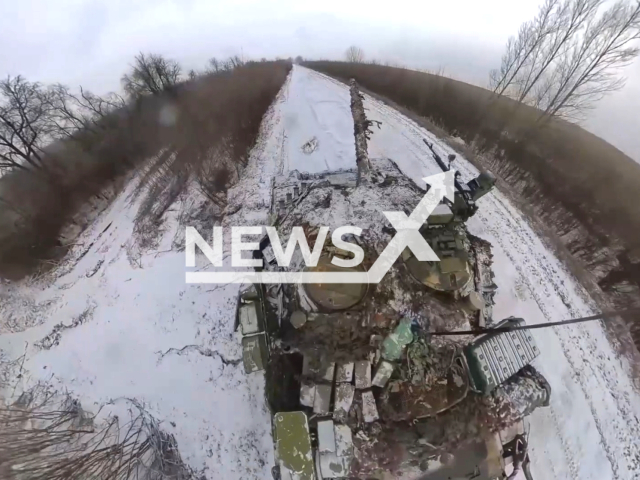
185;171;455;284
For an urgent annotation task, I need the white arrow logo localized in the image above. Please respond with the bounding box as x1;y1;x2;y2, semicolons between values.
366;170;455;283
186;171;455;284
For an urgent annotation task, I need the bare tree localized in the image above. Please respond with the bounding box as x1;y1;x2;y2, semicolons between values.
44;85;125;142
227;55;244;69
121;53;181;97
0;194;32;220
0;76;51;173
514;0;604;103
542;0;640;120
205;56;245;75
492;0;640;121
206;57;221;74
489;0;562;96
345;46;365;63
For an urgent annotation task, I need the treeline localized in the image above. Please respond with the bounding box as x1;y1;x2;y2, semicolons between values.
0;54;291;279
305;60;640;343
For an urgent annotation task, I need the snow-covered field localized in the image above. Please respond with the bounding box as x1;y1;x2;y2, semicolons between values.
2;65;640;479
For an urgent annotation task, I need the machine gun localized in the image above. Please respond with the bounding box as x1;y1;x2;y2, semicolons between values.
423;139;496;221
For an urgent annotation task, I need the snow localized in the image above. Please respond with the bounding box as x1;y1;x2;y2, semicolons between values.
0;75;294;478
1;64;640;480
278;67;356;173
0;179;275;477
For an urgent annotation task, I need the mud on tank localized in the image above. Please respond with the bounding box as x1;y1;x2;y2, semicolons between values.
234;80;550;480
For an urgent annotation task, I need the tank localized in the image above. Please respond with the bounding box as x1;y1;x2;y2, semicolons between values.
236;80;550;480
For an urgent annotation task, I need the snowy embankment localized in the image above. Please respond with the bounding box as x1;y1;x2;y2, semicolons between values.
0;76;292;478
1;65;640;480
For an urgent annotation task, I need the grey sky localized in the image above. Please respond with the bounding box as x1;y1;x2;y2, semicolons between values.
1;0;639;161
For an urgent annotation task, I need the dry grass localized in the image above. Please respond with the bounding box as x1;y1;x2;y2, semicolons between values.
0;385;195;480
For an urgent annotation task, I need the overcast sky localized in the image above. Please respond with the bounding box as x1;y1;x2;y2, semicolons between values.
1;0;639;161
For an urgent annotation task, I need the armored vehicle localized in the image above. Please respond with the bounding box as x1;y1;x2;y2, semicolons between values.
236;80;549;480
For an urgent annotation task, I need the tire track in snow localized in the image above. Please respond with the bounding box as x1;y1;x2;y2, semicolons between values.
479;202;599;479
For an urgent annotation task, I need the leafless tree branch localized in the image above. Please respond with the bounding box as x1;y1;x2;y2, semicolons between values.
43;84;126;146
345;45;365;63
121;53;182;98
515;0;604;102
0;76;52;173
543;0;640;119
205;55;245;75
491;0;640;121
490;0;564;95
